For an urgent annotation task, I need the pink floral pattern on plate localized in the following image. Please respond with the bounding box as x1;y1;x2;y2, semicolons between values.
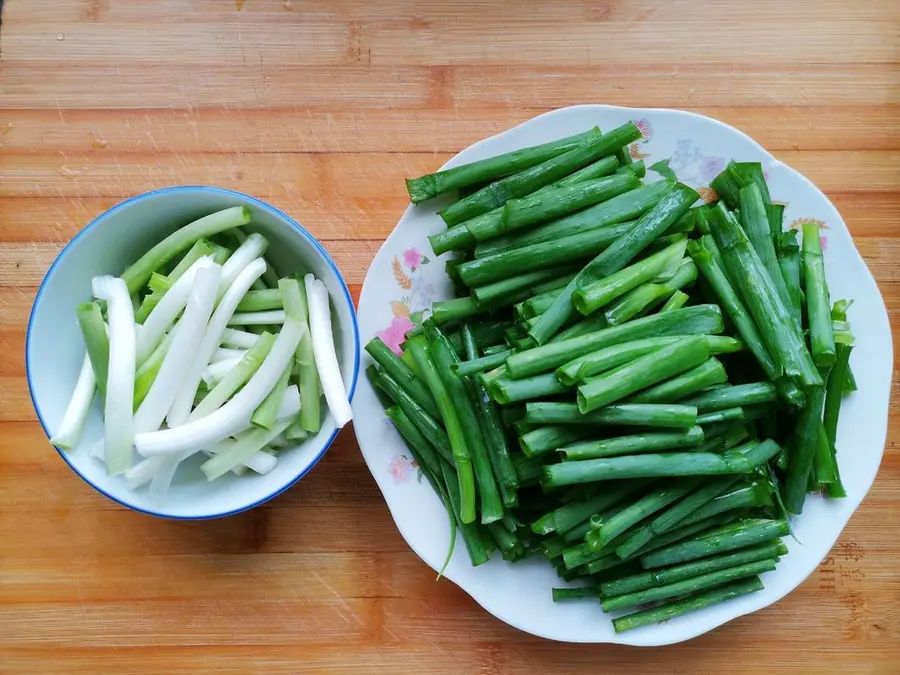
667;139;725;203
628;117;653;159
376;246;434;355
375;315;415;356
389;454;420;483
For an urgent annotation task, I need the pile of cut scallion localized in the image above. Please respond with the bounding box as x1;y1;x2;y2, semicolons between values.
366;123;854;633
52;206;352;497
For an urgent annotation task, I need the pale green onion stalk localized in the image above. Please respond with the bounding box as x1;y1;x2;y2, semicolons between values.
168;238;216;283
135;318;304;456
212;347;247;363
251;364;293;430
166;258;267;427
227;310;286;326
133;265;222;433
280;278;321;435
91;275;136;475
304;275;352;428
204;441;277;475
76;302;110;398
120;206;251;295
218;233;268;299
220;328;259;349
134;330;175;409
201;417;292;481
136;256;215;364
50;354;96;450
188;333;277;421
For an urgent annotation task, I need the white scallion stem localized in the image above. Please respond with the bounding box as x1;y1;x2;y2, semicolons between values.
220;328;259;349
50;353;96;450
135;319;304;456
189;334;276;420
273;384;301;420
202;356;243;387
166;258;267;428
227;310;286;326
245;451;277;474
261;255;280;288
304;275;352;427
136;256;215;364
212;347;247;363
204;440;278;475
134;265;222;433
124;455;163;489
219;233;268;298
91;275;136;475
148;452;187;500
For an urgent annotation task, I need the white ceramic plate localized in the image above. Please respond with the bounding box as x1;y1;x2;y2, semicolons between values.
354;105;892;645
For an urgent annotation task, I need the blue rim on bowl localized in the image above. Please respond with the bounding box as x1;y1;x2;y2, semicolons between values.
25;185;361;520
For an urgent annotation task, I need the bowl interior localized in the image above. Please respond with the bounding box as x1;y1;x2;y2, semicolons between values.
27;186;360;518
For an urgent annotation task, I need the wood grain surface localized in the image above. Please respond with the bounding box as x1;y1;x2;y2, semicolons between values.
1;1;898;672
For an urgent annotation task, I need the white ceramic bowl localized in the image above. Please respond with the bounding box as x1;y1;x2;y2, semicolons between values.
354;105;892;645
27;186;360;519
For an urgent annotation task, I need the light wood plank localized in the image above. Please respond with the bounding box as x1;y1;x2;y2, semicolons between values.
3;107;898;155
7;0;897;25
0;64;438;110
449;64;900;109
6;16;897;67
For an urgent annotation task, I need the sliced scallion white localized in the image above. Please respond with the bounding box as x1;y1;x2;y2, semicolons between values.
165;257;268;427
50;354;96;451
304;275;352;428
148;451;190;500
134;318;304;456
132;385;299;485
136;256;215;364
188;332;277;421
134;265;222;433
212;347;247;363
91;275;136;475
227;310;286;326
202;356;243;387
220;328;259;349
219;233;268;298
124;455;164;490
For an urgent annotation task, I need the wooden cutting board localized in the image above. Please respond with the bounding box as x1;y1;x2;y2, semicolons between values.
1;1;898;672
